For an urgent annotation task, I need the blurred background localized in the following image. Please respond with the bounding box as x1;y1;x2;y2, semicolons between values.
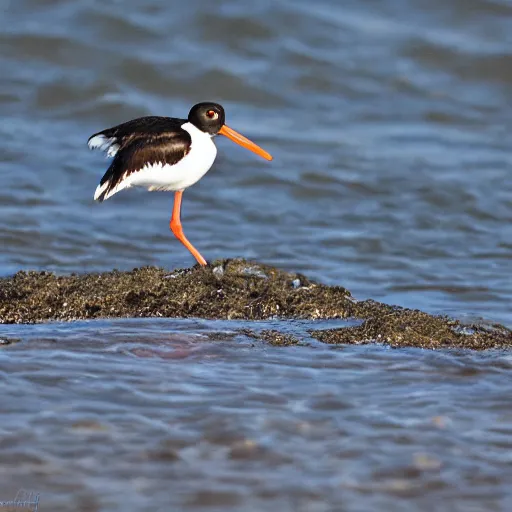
1;0;512;511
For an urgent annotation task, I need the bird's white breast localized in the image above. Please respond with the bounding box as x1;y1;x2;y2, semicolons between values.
125;122;217;193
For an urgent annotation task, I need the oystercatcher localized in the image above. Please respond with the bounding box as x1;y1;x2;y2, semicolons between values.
88;102;272;266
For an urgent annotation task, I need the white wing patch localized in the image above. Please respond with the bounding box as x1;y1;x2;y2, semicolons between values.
88;134;120;158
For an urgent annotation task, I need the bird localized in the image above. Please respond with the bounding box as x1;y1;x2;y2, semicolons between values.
88;102;273;266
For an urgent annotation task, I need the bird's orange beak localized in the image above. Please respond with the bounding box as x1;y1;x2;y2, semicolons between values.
219;125;273;161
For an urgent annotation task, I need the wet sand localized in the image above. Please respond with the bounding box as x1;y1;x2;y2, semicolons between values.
0;259;510;350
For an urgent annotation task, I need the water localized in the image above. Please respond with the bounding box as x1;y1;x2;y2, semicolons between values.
2;320;512;511
1;0;511;510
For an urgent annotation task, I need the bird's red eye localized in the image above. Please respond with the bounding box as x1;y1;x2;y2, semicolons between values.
206;110;218;120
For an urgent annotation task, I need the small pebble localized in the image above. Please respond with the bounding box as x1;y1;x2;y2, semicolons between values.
242;266;267;279
213;265;225;278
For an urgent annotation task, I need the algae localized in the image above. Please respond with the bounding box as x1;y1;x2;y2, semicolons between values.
0;259;510;350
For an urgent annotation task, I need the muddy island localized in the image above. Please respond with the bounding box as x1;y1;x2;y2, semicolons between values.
0;259;510;350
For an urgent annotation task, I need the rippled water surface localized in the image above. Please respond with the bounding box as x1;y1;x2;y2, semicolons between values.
2;320;512;511
1;0;512;509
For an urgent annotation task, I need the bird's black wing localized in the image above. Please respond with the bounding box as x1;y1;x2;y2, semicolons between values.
93;123;192;201
88;116;187;157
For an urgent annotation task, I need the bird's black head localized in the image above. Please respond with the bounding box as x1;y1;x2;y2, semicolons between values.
188;102;225;135
188;102;273;161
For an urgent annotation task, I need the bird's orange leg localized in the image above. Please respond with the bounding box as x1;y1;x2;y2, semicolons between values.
170;190;207;266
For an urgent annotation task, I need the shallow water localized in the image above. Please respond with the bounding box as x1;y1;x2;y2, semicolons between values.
2;319;512;511
1;0;512;509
